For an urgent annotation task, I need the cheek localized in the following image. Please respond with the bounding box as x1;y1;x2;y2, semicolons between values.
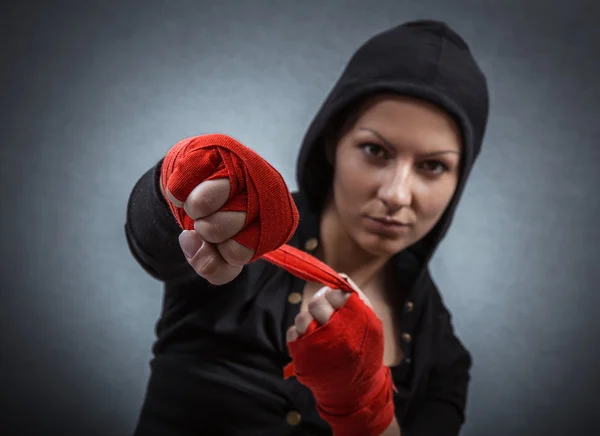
414;180;457;228
332;155;376;214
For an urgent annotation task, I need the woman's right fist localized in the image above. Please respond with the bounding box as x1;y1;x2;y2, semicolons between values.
165;178;255;285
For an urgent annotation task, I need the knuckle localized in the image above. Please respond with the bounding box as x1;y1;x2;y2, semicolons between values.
195;253;219;278
219;241;252;266
307;298;324;313
326;289;343;303
204;217;223;239
221;245;241;264
294;311;310;326
195;187;215;216
187;183;218;218
195;218;223;243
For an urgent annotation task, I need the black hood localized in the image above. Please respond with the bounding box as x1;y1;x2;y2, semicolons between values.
296;20;490;267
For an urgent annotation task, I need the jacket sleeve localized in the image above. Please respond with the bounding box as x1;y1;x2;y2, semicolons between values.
403;300;473;436
124;158;200;284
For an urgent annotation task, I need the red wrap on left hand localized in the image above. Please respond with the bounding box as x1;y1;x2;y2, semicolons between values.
286;292;396;436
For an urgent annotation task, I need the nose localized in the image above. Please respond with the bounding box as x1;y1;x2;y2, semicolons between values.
377;161;412;211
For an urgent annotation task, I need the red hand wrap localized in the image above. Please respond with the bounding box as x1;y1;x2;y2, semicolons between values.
160;134;299;262
286;292;396;435
160;134;395;435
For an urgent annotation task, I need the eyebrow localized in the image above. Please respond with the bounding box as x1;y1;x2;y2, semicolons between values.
359;127;460;156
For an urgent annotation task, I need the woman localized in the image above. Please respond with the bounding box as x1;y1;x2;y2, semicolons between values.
125;19;489;436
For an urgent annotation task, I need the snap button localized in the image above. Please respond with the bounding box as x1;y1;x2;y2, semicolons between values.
286;410;302;426
288;292;303;304
304;238;319;252
406;301;414;312
402;332;412;343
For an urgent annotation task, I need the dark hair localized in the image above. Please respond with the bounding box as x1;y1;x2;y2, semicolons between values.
321;96;378;184
317;98;369;208
323;98;369;154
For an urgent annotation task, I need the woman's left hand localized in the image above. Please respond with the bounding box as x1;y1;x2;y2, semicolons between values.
286;276;374;342
284;275;396;436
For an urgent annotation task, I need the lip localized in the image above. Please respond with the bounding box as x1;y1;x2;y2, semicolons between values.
369;216;408;226
364;216;410;235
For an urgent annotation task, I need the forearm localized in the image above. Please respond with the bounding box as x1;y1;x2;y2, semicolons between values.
125;158;190;281
159;169;168;200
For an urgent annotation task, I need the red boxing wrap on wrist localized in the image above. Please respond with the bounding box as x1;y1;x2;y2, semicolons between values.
160;134;395;435
287;292;396;435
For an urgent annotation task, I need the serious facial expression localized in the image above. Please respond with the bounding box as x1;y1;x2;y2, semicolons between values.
330;94;463;257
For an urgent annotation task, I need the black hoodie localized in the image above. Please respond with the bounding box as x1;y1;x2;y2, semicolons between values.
126;20;489;436
297;19;489;267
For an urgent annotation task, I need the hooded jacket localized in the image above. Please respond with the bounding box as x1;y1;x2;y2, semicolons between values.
125;20;489;436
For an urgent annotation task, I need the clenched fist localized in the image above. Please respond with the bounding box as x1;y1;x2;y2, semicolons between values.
162;178;254;285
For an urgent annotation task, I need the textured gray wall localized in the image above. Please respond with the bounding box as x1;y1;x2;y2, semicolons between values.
1;1;599;435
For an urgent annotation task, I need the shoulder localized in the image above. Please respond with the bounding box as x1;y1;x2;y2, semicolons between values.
417;268;454;319
414;269;472;368
428;274;472;368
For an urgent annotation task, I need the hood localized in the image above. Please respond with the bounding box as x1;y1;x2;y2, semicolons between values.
295;19;490;267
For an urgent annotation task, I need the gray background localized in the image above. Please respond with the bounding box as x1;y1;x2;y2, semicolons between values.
1;1;599;435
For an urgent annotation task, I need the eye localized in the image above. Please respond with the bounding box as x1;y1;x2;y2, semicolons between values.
418;160;449;174
360;143;389;160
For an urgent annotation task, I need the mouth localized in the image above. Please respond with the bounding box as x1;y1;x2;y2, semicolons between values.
370;216;409;226
364;216;411;234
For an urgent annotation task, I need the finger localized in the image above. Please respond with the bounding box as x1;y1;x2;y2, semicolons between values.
178;230;203;259
217;239;255;266
286;325;299;343
339;273;360;292
183;237;243;285
352;288;374;311
183;178;231;220
294;311;314;336
338;273;374;310
308;287;335;325
167;188;185;208
194;210;247;244
325;288;350;310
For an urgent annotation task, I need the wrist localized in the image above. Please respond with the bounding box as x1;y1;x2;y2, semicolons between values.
316;366;395;436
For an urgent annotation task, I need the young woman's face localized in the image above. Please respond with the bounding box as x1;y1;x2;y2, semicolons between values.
330;94;462;258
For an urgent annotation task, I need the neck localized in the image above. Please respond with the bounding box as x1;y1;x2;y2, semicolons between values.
317;202;391;292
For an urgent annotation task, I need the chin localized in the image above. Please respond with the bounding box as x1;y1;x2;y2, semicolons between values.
356;232;410;258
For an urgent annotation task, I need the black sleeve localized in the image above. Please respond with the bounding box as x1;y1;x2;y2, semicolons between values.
403;301;473;436
124;158;200;284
